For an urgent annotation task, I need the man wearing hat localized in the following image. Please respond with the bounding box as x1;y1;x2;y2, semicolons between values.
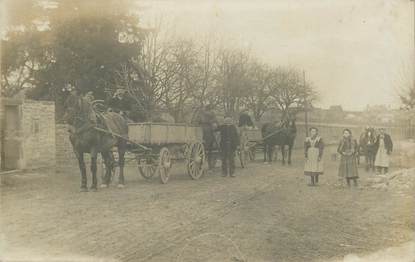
107;89;134;118
215;116;240;177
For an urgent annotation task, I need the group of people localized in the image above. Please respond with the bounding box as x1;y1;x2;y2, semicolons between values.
79;89;395;186
196;105;251;177
304;127;393;187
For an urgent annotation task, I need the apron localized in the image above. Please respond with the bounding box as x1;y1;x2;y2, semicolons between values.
304;137;324;175
375;138;390;167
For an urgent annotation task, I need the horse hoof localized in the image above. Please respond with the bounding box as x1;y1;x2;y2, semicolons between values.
100;184;108;188
80;187;88;192
117;184;125;189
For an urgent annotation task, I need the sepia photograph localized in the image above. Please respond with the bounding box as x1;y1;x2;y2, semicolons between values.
0;0;414;261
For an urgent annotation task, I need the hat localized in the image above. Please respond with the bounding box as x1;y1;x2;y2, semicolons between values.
224;117;233;125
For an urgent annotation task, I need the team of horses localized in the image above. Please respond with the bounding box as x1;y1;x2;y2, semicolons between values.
64;92;376;191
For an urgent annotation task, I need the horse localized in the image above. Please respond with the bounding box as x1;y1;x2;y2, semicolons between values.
261;119;297;165
358;127;377;172
63;93;128;191
191;106;220;170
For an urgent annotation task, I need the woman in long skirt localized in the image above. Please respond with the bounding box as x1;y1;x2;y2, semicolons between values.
338;129;359;187
374;128;393;174
304;127;325;186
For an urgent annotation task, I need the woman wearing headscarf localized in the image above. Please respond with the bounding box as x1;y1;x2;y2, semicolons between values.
338;129;359;187
304;127;325;186
374;128;393;174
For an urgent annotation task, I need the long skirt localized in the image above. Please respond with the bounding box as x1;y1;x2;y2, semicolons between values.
375;147;390;168
338;154;359;179
304;148;324;176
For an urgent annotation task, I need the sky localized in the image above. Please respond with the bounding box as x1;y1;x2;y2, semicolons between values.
137;0;414;110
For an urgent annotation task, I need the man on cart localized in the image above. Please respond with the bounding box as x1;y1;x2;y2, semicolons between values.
238;110;255;129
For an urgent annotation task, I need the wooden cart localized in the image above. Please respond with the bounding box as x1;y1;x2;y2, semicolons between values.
125;122;206;184
238;127;263;167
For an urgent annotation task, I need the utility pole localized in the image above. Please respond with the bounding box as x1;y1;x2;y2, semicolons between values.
303;70;309;137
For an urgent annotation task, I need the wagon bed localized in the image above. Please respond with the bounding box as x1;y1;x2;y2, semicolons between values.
128;122;202;145
122;122;206;184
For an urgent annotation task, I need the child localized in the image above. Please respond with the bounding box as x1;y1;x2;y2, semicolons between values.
304;127;324;186
338;129;359;187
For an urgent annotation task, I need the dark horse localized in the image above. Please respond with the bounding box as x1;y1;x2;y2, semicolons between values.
261;119;297;165
358;127;377;172
64;93;128;191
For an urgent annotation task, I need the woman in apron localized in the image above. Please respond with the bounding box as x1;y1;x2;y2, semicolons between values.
374;128;393;174
304;127;325;186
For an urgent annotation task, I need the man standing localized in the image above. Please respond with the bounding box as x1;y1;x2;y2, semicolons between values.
216;116;240;177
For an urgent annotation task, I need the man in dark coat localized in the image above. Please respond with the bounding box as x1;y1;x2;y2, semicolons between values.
216;116;240;177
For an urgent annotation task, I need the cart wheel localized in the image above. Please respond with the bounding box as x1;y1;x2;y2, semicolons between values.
137;157;156;179
158;147;172;184
187;142;205;180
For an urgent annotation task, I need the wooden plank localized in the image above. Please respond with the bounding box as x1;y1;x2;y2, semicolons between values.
93;127;151;151
127;123;202;145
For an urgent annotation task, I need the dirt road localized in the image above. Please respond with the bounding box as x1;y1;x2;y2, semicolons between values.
1;147;414;261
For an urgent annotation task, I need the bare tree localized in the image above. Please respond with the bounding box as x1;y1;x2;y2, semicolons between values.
160;38;200;122
242;61;276;121
396;61;415;110
215;47;251;116
124;19;174;120
188;34;222;116
270;67;317;120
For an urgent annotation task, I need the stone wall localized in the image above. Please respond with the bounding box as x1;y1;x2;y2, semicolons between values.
55;124;78;171
21;100;56;169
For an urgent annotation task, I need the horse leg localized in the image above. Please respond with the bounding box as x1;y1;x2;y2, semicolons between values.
273;146;279;162
90;154;98;191
365;154;370;171
268;145;274;164
76;152;88;192
263;144;267;163
288;144;292;165
281;145;286;165
101;151;112;187
117;143;126;187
